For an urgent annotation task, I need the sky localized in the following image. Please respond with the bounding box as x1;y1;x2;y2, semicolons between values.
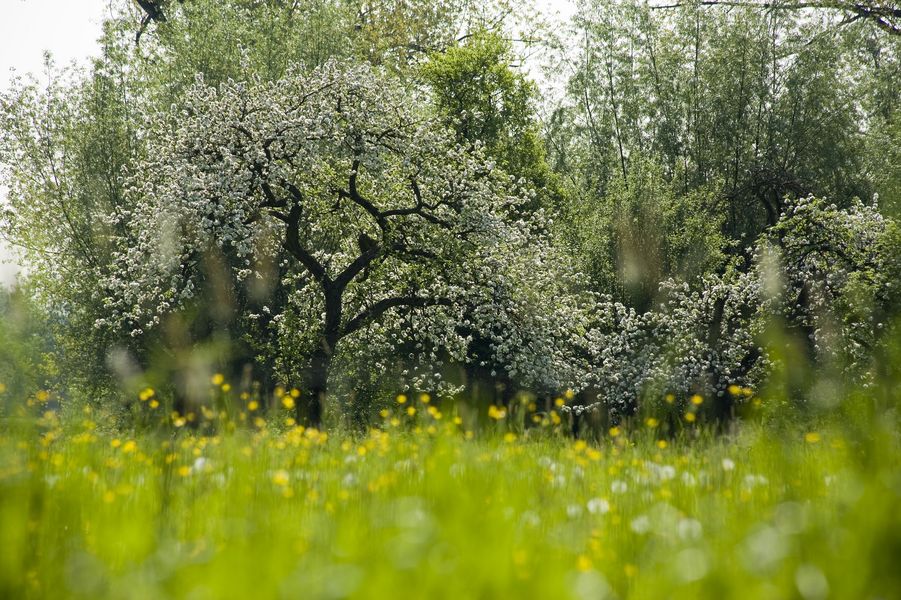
0;0;576;287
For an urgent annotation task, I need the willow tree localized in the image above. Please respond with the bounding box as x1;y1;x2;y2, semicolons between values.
98;61;589;425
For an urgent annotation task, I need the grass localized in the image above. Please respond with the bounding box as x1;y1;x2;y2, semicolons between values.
1;388;900;599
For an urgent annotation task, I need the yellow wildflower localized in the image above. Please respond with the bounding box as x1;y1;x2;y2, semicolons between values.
805;432;821;444
211;373;224;386
691;394;704;406
576;555;593;572
684;412;696;423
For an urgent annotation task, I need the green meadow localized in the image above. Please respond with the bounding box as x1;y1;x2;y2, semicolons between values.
2;385;899;599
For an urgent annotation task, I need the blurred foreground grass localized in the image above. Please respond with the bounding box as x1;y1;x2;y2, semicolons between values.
1;390;899;599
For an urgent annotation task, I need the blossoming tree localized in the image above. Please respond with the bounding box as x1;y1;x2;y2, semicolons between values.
98;61;589;425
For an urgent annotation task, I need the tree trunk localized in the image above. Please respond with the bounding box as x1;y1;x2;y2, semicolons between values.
297;284;342;428
300;346;332;428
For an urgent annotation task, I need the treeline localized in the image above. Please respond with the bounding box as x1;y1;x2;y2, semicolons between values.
0;0;899;430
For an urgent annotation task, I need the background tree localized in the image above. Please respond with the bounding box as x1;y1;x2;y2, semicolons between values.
552;0;891;310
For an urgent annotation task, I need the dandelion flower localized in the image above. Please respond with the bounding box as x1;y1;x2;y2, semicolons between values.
211;373;224;386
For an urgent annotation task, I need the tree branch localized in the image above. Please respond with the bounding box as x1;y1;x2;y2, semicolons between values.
343;296;453;337
649;1;900;35
274;201;330;286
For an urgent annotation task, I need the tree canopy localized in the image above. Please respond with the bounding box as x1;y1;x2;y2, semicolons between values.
0;0;898;426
